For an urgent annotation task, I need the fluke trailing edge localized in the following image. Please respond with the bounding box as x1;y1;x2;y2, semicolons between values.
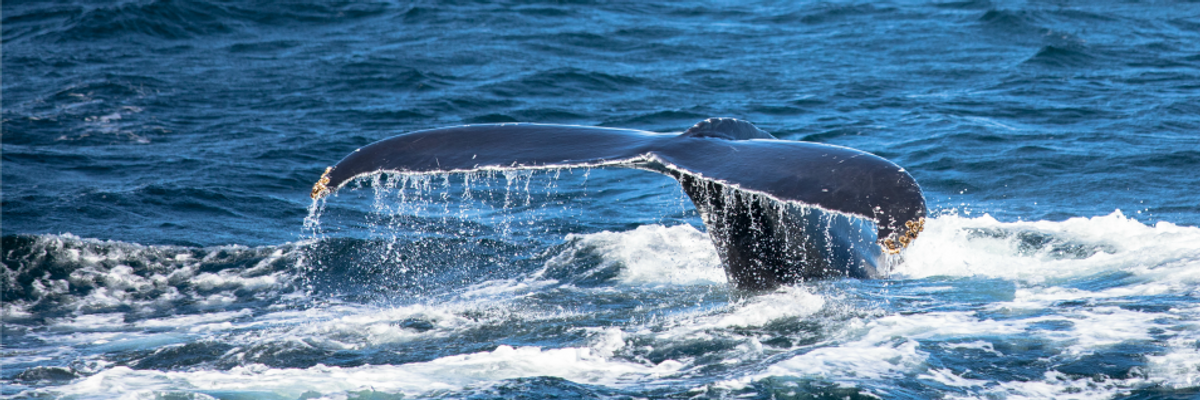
312;118;926;290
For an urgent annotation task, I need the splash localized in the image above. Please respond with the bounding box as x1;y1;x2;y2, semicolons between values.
898;210;1200;285
539;224;724;286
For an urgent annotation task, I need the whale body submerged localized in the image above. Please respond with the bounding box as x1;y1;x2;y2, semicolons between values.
312;118;926;290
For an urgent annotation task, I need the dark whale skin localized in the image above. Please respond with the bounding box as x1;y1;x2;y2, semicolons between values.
313;118;926;290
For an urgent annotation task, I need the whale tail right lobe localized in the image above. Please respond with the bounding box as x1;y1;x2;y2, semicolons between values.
675;173;886;290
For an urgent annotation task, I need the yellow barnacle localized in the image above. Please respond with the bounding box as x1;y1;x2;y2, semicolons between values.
311;167;333;199
882;217;929;254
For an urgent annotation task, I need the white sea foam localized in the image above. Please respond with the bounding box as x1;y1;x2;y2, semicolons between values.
5;234;297;318
970;370;1139;400
719;311;1022;389
675;211;1200;400
634;286;828;356
47;343;682;399
945;340;1002;356
148;285;589;356
12;214;1200;399
282;303;476;347
920;368;990;389
543;224;725;286
706;287;826;329
725;298;1182;397
888;212;1199;395
898;211;1200;285
455;275;559;299
0;304;34;322
1145;304;1200;389
140;310;247;329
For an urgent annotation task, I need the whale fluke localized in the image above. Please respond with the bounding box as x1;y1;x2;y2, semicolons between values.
312;118;926;289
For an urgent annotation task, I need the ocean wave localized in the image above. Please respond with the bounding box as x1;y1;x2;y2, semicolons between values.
56;0;238;42
7;210;1200;397
1;234;302;322
538;224;723;287
978;9;1047;33
899;211;1200;286
1022;44;1097;68
9;211;1195;320
0;181;310;247
752;3;893;25
3;76;167;146
486;68;648;98
4;0;397;43
43;343;682;399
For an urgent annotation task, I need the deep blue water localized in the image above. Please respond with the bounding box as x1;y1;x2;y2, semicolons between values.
4;1;1200;399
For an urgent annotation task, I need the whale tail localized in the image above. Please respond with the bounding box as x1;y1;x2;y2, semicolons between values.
312;118;925;289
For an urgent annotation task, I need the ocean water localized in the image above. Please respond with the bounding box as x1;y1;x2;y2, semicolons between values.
4;0;1200;399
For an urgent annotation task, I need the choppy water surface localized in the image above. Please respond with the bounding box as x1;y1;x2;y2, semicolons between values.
4;1;1200;399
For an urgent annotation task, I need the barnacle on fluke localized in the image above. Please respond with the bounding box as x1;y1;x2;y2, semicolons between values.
884;217;926;254
311;167;332;200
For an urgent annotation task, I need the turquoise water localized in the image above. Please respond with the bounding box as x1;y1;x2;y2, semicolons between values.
4;1;1200;398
